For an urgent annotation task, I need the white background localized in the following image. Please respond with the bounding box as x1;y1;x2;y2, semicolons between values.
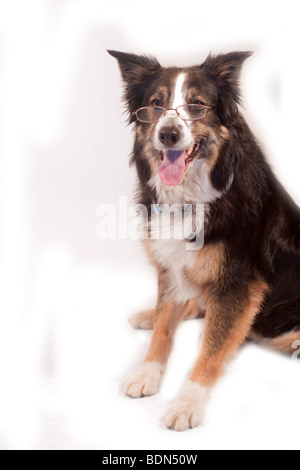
0;0;299;450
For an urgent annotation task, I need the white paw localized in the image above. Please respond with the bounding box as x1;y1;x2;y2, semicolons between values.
123;362;164;398
164;381;209;431
128;309;155;330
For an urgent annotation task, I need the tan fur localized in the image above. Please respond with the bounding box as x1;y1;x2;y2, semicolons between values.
129;309;156;330
220;125;230;140
205;146;219;172
184;122;230;173
129;299;204;330
205;124;229;172
149;86;168;103
185;88;207;105
143;238;162;267
135;127;162;172
184;298;205;320
144;300;185;364
190;281;269;387
143;242;199;363
251;330;300;354
204;125;230;171
185;242;225;287
137;119;229;179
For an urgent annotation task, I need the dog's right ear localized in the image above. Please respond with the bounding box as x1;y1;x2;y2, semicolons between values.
107;50;161;84
107;50;161;122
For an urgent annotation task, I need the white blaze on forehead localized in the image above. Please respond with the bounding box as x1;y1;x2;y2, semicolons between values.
153;70;192;151
171;72;186;109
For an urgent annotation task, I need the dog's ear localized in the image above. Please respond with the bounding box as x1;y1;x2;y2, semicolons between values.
107;50;161;84
202;51;252;101
201;51;253;125
107;50;161;122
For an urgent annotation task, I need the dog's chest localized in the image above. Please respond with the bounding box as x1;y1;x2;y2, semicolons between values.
149;238;199;303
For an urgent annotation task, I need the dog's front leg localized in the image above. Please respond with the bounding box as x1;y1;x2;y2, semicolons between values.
123;271;187;398
164;281;268;431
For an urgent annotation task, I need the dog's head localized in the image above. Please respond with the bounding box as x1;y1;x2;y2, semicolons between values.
108;50;252;204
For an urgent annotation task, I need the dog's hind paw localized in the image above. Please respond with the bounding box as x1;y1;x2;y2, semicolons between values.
123;361;164;398
128;309;155;330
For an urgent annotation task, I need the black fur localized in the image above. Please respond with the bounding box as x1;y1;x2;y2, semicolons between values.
107;50;161;123
109;50;300;339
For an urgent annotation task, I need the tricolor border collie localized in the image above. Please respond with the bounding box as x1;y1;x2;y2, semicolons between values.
108;50;300;431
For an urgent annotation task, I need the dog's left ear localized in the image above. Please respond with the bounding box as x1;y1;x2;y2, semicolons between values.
201;51;253;125
107;50;161;122
202;51;252;100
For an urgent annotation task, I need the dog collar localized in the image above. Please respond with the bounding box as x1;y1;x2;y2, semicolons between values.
152;202;193;215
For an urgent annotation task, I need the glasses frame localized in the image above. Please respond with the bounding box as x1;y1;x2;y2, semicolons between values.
132;104;213;123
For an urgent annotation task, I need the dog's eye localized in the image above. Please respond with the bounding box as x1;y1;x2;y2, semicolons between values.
151;99;162;107
193;100;206;107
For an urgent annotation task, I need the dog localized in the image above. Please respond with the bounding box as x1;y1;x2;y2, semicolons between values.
108;50;300;431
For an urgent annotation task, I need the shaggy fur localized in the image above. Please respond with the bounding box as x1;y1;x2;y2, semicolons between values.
108;49;300;431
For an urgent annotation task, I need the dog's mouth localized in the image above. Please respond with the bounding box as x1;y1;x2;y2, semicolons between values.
158;141;200;186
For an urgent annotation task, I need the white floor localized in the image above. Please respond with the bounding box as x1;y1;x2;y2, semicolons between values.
1;0;300;451
1;260;299;450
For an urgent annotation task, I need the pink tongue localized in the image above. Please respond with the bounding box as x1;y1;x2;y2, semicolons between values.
158;149;186;185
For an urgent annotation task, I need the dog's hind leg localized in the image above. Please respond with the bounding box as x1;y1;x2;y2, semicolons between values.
128;299;204;330
251;288;300;352
251;330;300;354
128;309;156;330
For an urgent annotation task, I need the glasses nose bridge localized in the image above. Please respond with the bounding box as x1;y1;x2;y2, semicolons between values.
164;107;180;118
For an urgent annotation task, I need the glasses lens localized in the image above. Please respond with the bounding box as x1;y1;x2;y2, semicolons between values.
136;106;164;122
178;104;207;120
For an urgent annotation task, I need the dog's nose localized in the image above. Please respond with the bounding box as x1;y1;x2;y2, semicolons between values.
159;127;181;147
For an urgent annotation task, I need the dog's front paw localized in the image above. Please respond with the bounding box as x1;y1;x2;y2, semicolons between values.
128;309;155;330
123;361;164;398
164;381;209;432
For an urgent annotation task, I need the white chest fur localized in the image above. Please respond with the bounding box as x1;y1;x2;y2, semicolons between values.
149;238;201;304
